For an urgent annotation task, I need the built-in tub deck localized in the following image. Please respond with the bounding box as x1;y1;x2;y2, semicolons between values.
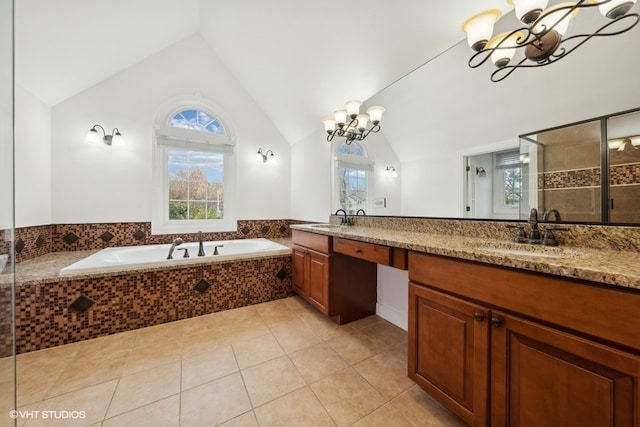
3;238;293;355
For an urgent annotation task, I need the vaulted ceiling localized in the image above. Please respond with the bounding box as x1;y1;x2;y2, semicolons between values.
15;0;512;144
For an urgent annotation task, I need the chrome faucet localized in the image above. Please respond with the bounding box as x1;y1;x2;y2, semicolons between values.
335;209;349;225
166;237;184;260
197;231;205;257
542;208;562;222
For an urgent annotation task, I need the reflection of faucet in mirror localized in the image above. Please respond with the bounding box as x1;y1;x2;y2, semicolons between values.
356;209;366;216
542;208;562;222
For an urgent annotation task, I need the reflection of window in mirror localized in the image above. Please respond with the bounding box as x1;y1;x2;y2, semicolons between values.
332;140;372;215
463;148;521;220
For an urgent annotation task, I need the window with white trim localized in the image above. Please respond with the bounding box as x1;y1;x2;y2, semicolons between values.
152;107;236;233
332;140;373;214
492;149;522;214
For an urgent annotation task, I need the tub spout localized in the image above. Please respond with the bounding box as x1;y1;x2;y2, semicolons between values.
167;238;184;260
197;231;205;257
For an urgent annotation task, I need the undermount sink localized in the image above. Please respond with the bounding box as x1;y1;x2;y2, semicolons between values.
474;243;584;259
309;224;342;229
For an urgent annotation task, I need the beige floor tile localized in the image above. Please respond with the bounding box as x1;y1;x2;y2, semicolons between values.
218;411;258;427
241;356;306;407
351;402;415;427
106;361;181;418
181;345;238;390
134;321;184;348
359;320;408;348
12;402;38;427
46;348;129;398
297;310;347;341
280;295;313;312
310;367;386;427
354;347;414;400
228;320;272;344
289;342;348;384
232;334;285;369
348;315;385;331
181;326;232;358
181;372;251;427
258;309;303;332
217;305;260;324
122;338;183;376
102;394;179;427
254;387;335;427
74;330;138;360
273;323;323;354
253;299;290;316
24;379;117;427
326;328;387;365
392;385;467;427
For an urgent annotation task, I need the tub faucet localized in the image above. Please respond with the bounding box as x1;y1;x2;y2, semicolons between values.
542;208;562;222
167;237;184;260
197;231;205;257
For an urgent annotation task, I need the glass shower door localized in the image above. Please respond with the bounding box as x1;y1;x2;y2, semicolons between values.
0;0;16;425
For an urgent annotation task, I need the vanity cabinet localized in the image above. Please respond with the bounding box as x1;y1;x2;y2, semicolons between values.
409;251;640;427
292;230;330;314
292;230;377;324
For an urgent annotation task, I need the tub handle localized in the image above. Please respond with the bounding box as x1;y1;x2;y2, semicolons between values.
177;248;190;258
213;245;224;256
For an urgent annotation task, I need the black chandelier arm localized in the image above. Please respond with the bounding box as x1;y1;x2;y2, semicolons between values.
490;57;530;82
360;123;381;140
468;26;531;69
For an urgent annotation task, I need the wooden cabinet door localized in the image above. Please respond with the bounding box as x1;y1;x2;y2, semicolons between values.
291;245;308;297
307;250;329;315
491;311;640;427
409;283;490;427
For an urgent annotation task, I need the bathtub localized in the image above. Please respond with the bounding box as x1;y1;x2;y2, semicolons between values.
59;238;291;276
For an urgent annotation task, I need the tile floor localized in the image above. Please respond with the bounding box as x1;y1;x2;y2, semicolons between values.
3;296;466;427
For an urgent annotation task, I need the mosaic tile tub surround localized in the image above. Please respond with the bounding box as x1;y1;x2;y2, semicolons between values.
8;219;300;264
11;255;292;355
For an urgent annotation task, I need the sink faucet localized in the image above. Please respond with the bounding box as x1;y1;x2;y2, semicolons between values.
335;209;349;225
356;209;366;216
528;208;541;241
542;208;562;222
166;237;184;260
197;231;205;256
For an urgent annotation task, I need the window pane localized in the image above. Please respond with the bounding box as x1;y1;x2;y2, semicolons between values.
169;109;224;134
167;148;225;220
503;167;522;207
338;166;367;213
338;141;365;156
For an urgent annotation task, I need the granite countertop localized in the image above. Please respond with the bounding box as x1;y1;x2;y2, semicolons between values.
291;224;640;290
1;238;293;286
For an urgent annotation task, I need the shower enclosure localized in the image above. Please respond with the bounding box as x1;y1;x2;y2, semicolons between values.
0;0;16;425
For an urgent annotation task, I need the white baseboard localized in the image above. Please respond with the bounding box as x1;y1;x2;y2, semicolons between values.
376;302;407;331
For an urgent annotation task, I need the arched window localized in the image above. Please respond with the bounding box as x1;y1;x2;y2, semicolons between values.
332;140;373;214
152;105;236;233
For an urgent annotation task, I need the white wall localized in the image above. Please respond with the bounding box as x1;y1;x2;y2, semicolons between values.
14;84;52;227
49;34;290;225
0;0;13;231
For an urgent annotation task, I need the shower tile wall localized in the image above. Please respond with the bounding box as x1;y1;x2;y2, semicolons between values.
610;149;640;223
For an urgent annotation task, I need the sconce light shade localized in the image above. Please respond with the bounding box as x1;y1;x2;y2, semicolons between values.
507;0;549;24
85;124;125;146
590;0;637;18
487;31;525;67
384;165;398;177
462;9;503;51
345;100;362;118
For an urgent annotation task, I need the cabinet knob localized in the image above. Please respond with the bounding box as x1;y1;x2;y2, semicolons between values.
490;317;503;327
473;313;485;322
354;248;363;253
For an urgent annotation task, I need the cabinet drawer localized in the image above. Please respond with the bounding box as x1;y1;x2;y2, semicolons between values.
333;237;391;265
292;230;330;254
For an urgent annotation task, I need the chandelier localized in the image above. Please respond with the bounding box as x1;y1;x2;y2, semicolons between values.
462;0;639;82
322;100;385;144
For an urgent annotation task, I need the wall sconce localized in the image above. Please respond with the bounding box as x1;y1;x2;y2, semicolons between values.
384;166;398;177
85;124;125;146
476;166;487;176
257;148;275;163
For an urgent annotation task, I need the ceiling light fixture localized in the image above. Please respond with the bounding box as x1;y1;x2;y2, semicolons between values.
462;0;639;82
256;148;275;163
85;124;125;146
608;136;640;150
322;100;385;144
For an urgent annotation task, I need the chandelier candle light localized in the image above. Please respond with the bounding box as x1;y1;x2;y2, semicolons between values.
462;0;639;82
322;100;385;144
